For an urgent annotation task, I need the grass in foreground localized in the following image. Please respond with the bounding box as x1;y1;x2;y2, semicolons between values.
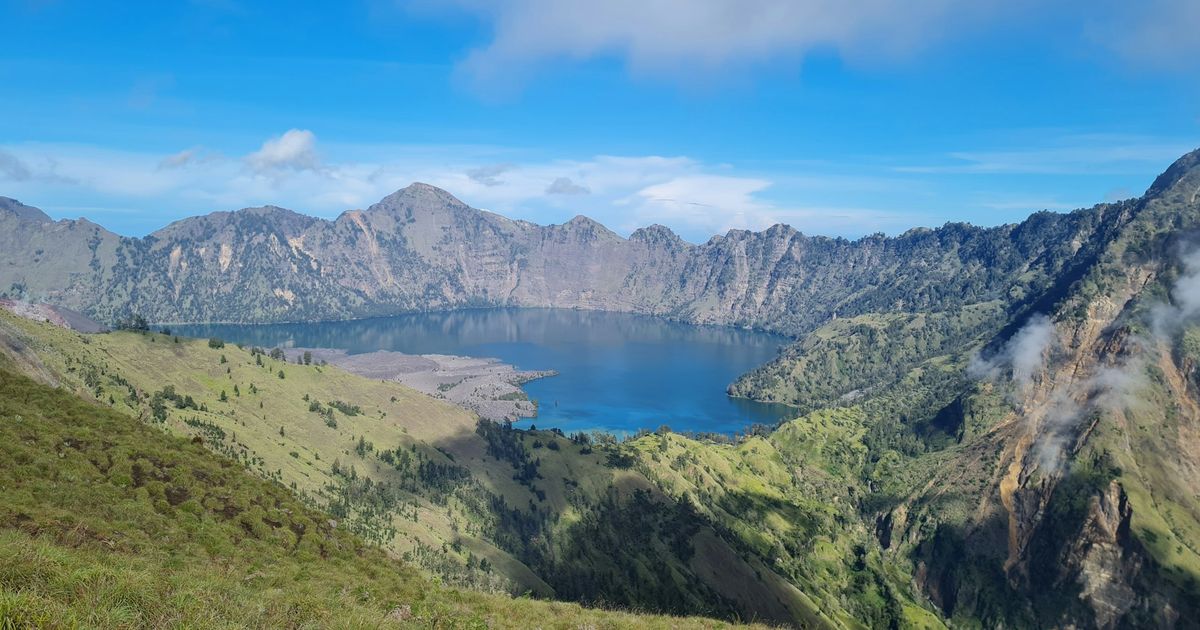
0;366;741;629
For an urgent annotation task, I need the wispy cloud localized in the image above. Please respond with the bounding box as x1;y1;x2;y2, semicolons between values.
441;0;1015;94
466;163;516;187
1088;0;1200;71
0;150;33;182
0;129;1187;240
158;148;202;170
895;136;1195;176
0;135;922;240
430;0;1200;95
246;129;321;173
545;176;589;195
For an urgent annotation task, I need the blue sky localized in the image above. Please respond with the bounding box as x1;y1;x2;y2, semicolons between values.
1;1;1198;241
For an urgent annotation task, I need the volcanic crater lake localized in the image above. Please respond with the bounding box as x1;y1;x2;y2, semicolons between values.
177;308;797;435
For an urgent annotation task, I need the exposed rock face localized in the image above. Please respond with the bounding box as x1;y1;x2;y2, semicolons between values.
881;148;1200;628
0;298;107;333
0;183;1122;338
1069;481;1139;629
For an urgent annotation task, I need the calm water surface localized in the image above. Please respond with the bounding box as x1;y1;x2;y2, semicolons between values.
176;309;796;435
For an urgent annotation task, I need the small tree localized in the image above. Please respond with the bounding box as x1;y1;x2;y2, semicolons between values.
277;370;285;380
118;314;149;332
303;351;312;365
219;390;228;402
207;337;225;349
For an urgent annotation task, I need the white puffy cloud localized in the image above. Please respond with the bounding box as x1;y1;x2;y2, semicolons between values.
246;129;321;172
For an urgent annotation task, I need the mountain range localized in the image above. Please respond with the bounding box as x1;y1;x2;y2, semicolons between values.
0;176;1128;334
2;147;1200;628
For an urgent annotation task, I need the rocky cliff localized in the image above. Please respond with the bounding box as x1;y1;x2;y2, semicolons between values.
871;148;1200;628
0;181;1123;339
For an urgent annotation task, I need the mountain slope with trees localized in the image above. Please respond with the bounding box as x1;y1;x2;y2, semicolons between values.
0;360;744;629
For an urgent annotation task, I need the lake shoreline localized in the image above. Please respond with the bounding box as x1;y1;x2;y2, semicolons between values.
284;347;557;423
178;308;793;435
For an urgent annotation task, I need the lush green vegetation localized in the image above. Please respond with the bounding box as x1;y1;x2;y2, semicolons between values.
0;311;846;626
0;365;750;629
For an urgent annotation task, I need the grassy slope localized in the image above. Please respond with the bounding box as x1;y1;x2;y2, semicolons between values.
0;311;838;626
623;410;946;630
0;362;742;629
0;310;533;582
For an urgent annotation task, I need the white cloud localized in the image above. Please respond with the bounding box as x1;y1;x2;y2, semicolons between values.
246;129;321;172
895;136;1196;176
415;0;1200;94
0;148;76;185
0;150;32;181
1;129;1184;239
1090;0;1200;69
0;139;919;239
158;149;200;170
628;175;770;233
968;313;1056;395
446;0;1011;92
546;176;589;195
466;163;516;186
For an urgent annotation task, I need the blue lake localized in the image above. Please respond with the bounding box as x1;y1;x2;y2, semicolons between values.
176;308;796;436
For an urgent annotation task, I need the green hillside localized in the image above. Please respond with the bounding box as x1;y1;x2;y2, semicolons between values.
0;311;860;627
0;362;745;629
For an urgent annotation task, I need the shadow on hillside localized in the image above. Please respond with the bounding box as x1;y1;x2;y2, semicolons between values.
421;422;808;626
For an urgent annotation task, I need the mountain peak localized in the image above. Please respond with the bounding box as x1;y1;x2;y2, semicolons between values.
234;204;308;219
0;196;52;223
1145;146;1200;199
630;224;686;246
375;182;469;211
